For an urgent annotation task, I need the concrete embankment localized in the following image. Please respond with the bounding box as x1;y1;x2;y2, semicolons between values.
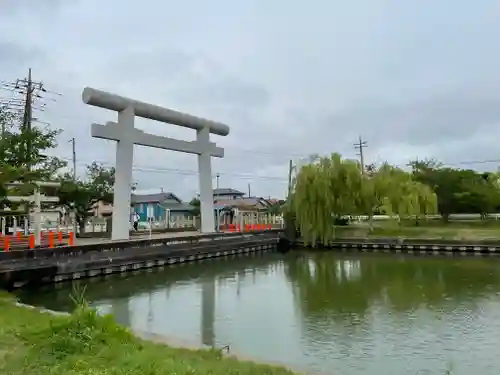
0;230;285;289
294;237;500;256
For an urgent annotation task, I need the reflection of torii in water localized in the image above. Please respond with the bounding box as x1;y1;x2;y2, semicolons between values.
201;278;215;347
147;291;153;333
111;298;131;327
236;270;245;297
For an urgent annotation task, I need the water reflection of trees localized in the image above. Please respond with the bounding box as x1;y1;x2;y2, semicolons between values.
285;252;500;322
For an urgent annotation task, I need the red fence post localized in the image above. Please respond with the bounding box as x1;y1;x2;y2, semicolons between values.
29;234;35;249
48;232;54;248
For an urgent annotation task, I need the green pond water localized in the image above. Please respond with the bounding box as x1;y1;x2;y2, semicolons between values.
18;250;500;375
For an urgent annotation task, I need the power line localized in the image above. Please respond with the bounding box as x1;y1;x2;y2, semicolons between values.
53;153;500;184
47;107;500;170
12;83;500;171
1;70;61;118
1;69;61;168
59;157;289;182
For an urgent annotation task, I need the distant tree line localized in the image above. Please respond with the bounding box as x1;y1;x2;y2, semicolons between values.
409;159;500;220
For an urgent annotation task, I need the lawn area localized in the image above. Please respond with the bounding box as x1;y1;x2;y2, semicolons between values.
370;226;500;240
0;293;298;375
336;221;500;240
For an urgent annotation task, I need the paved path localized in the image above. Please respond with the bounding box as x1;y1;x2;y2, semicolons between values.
76;231;202;246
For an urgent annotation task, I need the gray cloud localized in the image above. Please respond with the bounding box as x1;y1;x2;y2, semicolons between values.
1;0;500;199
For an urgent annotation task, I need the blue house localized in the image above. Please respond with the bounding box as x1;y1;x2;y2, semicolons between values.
131;192;194;222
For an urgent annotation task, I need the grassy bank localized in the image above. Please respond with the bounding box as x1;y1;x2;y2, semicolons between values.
0;293;297;375
336;221;500;240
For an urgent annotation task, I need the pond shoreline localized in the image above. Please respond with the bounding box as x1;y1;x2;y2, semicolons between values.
4;296;317;375
294;237;500;256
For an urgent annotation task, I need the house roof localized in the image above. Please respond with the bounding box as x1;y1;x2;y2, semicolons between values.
131;192;182;204
164;203;194;212
213;188;245;196
215;197;270;210
131;192;194;212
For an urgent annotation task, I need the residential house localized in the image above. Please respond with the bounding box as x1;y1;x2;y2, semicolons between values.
91;200;113;218
213;188;246;201
213;188;274;225
213;188;271;210
267;198;285;206
131;192;194;222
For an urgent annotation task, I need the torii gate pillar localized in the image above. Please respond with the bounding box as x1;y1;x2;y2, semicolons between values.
196;126;215;236
113;106;135;240
82;87;230;240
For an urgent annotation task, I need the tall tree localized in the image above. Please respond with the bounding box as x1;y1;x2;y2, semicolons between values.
291;153;366;245
57;162;115;233
411;161;500;219
290;153;437;245
188;197;200;216
374;163;437;224
0;108;66;209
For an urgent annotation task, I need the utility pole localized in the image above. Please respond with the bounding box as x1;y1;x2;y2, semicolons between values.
287;159;293;198
22;69;33;138
70;137;76;180
216;173;220;189
354;136;368;174
1;69;58;168
21;69;38;169
247;183;251;198
0;112;5;137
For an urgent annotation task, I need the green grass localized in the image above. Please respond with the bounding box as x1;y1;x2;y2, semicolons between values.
369;226;500;240
335;222;500;240
0;292;298;375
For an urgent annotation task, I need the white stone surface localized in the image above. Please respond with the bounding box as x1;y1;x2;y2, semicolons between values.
82;87;229;239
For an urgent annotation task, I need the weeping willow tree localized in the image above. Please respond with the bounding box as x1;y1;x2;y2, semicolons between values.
373;164;437;224
289;154;438;245
290;153;365;245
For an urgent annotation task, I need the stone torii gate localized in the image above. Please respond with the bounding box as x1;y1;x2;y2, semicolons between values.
82;87;230;240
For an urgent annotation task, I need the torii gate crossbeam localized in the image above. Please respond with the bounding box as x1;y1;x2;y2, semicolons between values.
82;87;230;240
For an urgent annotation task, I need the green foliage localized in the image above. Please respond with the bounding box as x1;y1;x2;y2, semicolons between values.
0;296;298;375
57;162;115;231
411;160;500;219
0;109;66;178
371;163;437;222
189;197;200;216
0;108;66;209
290;153;438;245
291;153;500;245
291;153;364;245
266;201;284;215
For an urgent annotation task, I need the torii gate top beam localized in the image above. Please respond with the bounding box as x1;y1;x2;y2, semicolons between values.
82;87;230;137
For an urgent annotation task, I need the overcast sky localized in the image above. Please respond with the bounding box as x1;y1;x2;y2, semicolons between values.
1;0;500;200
